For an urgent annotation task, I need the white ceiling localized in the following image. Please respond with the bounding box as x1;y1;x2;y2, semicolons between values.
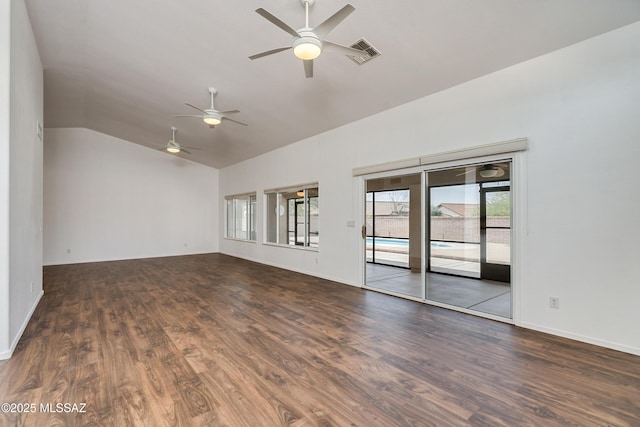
25;0;640;169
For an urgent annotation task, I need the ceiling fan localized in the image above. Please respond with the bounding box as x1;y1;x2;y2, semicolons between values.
173;87;247;128
159;127;199;155
249;0;369;78
456;163;509;178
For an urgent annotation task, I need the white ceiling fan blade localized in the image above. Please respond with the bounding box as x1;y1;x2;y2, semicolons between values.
159;147;188;154
255;8;300;38
185;103;207;114
304;59;313;78
172;114;204;118
314;4;355;39
219;110;240;115
456;169;477;176
323;41;370;57
221;117;248;126
249;46;292;60
180;148;193;154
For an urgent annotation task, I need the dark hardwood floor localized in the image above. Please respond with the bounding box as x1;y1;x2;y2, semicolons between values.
0;253;638;426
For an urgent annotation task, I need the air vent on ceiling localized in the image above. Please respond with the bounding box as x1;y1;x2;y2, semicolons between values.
347;38;380;65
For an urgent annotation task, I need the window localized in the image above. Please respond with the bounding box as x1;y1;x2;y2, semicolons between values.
265;185;319;248
225;193;256;241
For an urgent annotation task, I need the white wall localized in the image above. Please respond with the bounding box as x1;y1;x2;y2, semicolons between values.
0;0;44;360
220;22;640;355
0;0;11;357
43;128;219;265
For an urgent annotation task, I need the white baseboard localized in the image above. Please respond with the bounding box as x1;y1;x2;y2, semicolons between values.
519;321;640;356
0;290;44;360
43;250;220;266
224;252;362;288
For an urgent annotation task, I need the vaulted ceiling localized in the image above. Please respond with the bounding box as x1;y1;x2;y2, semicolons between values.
25;0;640;168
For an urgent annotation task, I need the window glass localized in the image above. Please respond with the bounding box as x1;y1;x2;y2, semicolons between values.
265;185;318;248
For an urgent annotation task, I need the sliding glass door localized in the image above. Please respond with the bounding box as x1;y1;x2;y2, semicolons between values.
362;161;513;319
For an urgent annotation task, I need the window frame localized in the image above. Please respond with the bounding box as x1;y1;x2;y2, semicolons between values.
264;184;319;250
224;192;257;242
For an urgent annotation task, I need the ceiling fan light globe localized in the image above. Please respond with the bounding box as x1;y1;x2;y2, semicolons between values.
293;36;322;60
479;168;499;178
203;116;221;126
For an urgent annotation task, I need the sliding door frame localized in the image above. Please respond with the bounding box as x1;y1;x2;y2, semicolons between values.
358;151;525;325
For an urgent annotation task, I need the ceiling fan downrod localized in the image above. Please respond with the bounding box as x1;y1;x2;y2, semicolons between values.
208;87;218;110
302;0;315;28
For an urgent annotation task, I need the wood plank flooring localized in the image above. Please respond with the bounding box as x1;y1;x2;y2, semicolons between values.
0;253;639;426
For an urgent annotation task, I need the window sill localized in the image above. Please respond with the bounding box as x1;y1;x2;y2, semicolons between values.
224;238;257;244
262;242;319;252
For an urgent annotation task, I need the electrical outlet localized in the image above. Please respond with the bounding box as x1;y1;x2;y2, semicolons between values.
549;296;560;309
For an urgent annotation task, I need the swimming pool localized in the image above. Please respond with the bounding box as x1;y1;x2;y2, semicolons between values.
366;237;453;248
